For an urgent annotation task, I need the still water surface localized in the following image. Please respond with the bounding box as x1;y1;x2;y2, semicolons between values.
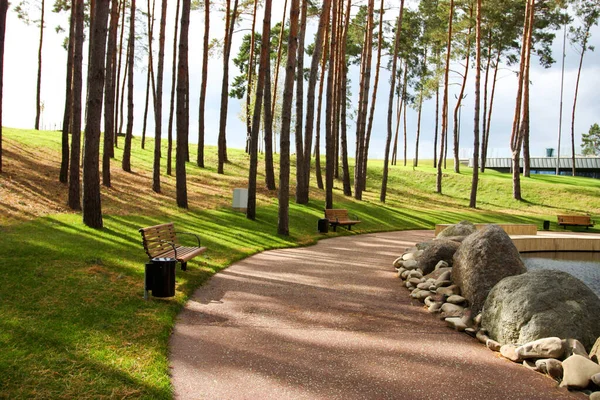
521;252;600;298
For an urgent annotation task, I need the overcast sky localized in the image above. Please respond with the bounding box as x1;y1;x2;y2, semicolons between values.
3;1;600;161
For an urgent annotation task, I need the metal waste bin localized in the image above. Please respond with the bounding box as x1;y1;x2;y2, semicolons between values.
145;257;177;299
543;220;550;231
318;218;329;233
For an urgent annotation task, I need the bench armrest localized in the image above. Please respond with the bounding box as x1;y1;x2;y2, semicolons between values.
176;232;202;247
145;239;178;259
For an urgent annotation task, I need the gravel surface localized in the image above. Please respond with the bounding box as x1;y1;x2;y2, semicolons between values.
170;230;581;399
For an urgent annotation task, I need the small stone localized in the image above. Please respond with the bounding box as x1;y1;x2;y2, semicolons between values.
417;282;431;290
402;252;417;261
465;327;477;337
441;303;465;317
410;288;421;298
393;256;404;268
408;270;423;280
401;270;411;280
445;317;467;332
516;337;565;360
435;260;449;270
434;280;453;289
428;302;443;313
523;359;540;371
476;329;489;344
446;295;467;305
473;313;482;329
416;290;433;301
429;285;437;292
403;259;419;270
500;344;522;362
416;250;424;258
435;270;452;282
564;338;589;359
535;359;549;374
590;392;600;400
560;355;600;389
486;339;501;352
405;281;414;289
591;372;600;386
590;337;600;363
546;359;564;381
437;285;461;296
408;277;423;286
424;297;434;307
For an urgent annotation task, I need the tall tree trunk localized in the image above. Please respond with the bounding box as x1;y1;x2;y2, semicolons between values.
217;0;239;174
314;19;329;191
247;0;271;220
380;0;403;203
452;6;472;174
482;50;500;172
402;69;407;166
278;0;299;235
114;0;126;148
337;0;351;196
263;33;276;190
176;0;190;208
294;0;308;203
362;0;385;191
153;0;168;192
414;89;424;167
68;0;84;211
141;0;156;151
324;0;339;209
60;3;76;183
301;0;331;200
103;0;119;187
271;0;288;128
433;77;439;169
0;0;7;173
436;0;454;194
570;27;590;177
167;0;181;175
82;0;110;228
197;0;209;168
122;0;135;172
480;33;492;173
118;44;129;137
34;0;45;130
245;0;259;154
391;84;403;166
470;0;481;208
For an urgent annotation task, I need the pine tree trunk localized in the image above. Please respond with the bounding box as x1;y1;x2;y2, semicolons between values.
167;0;181;175
245;0;258;154
82;0;110;228
0;0;6;173
122;0;135;173
436;0;453;194
34;0;45;130
68;0;84;211
271;0;288;128
571;28;589;177
294;0;308;204
339;0;352;197
153;0;167;193
114;0;126;148
324;0;339;209
176;0;190;208
380;0;403;203
414;89;423;167
197;0;209;168
314;24;328;191
470;0;482;208
433;78;439;169
102;0;119;187
60;3;76;183
278;0;299;235
142;0;157;152
247;0;271;220
263;38;276;190
483;50;500;172
480;33;492;173
402;69;407;166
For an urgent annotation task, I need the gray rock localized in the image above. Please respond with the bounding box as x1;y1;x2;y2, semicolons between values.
403;259;419;270
397;267;406;277
440;235;469;243
560;355;600;389
434;280;453;289
437;285;461;296
428;302;443;313
424;267;452;281
417;239;461;275
417;282;431;290
523;359;540;371
564;338;589;359
424;297;434;307
445;317;468;332
590;392;600;400
536;359;564;381
408;270;423;280
410;288;421;298
452;225;526;314
592;372;600;386
401;270;411;280
476;329;489;344
500;344;523;362
486;339;502;352
393;256;404;268
437;220;477;238
402;252;418;261
405;281;415;289
473;313;482;328
516;337;565;360
408;277;423;287
447;295;467;305
441;303;465;318
465;328;477;337
591;337;600;363
416;290;432;301
435;260;450;270
435;270;452;282
482;270;600;350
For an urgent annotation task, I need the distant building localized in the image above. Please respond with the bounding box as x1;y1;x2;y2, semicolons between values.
469;156;600;179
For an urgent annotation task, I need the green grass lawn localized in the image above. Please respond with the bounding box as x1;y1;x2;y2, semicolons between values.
1;127;599;398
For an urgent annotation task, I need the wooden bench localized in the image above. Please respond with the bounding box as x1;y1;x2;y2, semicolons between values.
325;209;360;232
139;223;207;270
557;215;594;229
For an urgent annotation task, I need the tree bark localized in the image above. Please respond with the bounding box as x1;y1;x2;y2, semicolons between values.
122;0;135;172
68;0;84;211
271;0;288;129
245;0;259;154
103;0;119;187
470;0;482;208
176;0;190;208
0;0;6;173
60;2;76;183
380;0;403;203
153;0;168;192
141;0;156;151
294;0;308;203
482;50;500;172
278;0;299;235
34;0;45;130
82;0;110;228
339;0;352;197
480;33;492;173
167;0;181;175
247;0;271;220
114;0;126;148
571;27;590;177
433;74;439;169
325;0;339;209
197;0;209;168
263;31;276;191
314;17;329;191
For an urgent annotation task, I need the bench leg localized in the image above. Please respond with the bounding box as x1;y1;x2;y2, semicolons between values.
181;262;187;271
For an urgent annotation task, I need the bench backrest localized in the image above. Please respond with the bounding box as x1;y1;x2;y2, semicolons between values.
139;223;180;258
557;215;592;225
325;209;350;222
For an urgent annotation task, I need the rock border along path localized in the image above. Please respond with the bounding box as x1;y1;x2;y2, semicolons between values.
170;231;581;399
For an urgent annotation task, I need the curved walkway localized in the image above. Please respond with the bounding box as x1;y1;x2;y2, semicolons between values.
170;230;580;399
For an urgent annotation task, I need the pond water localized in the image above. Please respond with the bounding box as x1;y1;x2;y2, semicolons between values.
521;252;600;299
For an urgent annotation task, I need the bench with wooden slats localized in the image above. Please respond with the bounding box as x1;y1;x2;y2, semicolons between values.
139;222;207;270
557;215;594;229
324;209;361;232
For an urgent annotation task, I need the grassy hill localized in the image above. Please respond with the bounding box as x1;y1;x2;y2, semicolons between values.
1;127;599;398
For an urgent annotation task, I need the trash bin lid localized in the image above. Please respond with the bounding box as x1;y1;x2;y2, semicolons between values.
152;257;177;262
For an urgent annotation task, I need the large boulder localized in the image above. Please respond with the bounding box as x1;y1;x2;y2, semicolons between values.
451;225;526;314
417;240;461;275
482;270;600;350
437;220;477;239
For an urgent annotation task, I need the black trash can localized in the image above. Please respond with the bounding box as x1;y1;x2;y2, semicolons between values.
543;220;550;231
147;257;177;298
318;218;329;233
